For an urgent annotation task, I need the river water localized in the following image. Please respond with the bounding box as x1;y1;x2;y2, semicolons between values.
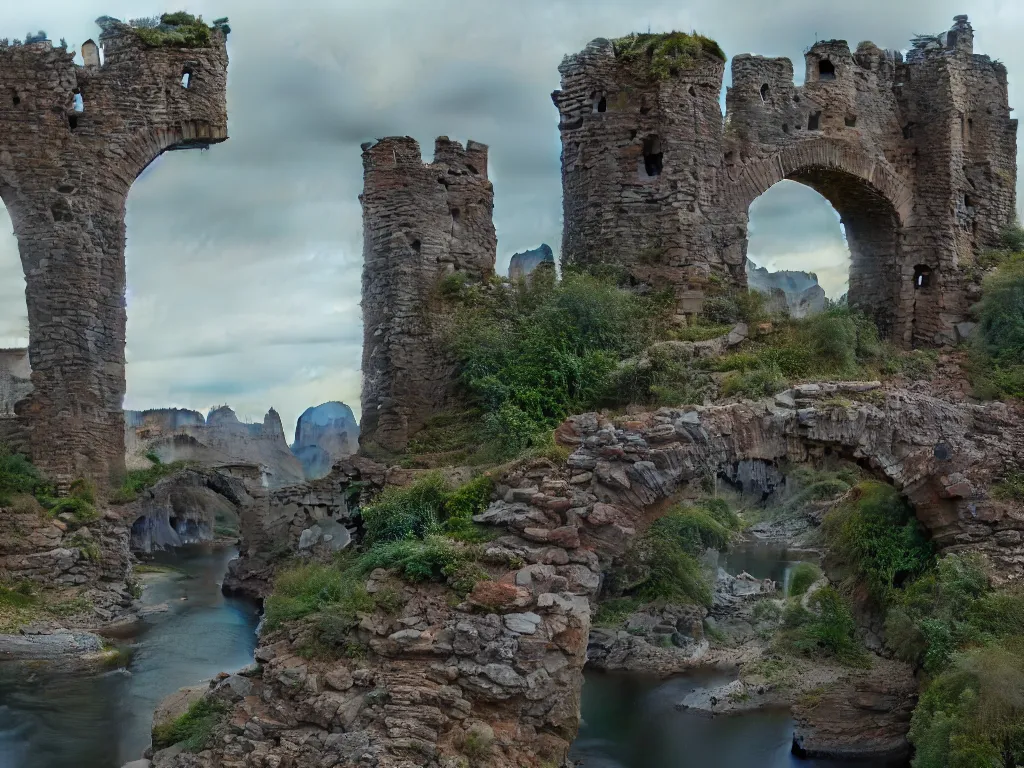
0;544;259;768
570;540;842;768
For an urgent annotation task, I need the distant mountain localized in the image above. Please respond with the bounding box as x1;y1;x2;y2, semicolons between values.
747;259;826;319
290;401;359;480
125;404;306;488
508;244;555;281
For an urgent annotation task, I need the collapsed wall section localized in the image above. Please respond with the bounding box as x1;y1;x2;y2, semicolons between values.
0;16;229;490
359;136;496;453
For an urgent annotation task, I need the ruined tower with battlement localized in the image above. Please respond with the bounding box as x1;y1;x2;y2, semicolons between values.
553;16;1017;345
0;15;229;489
359;136;496;453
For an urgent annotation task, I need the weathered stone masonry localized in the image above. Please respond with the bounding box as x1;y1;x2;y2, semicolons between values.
554;16;1018;345
0;17;229;489
359;136;496;453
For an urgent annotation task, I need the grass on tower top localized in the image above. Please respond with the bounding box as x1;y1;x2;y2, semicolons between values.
612;31;726;79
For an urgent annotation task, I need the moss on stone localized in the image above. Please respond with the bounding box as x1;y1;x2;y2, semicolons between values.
612;31;726;79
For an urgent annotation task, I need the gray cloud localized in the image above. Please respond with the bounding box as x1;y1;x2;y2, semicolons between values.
1;0;1021;431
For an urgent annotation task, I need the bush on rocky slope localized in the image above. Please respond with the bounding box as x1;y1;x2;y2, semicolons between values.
969;243;1024;400
823;481;934;608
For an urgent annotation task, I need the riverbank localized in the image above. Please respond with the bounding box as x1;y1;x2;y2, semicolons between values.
0;543;259;768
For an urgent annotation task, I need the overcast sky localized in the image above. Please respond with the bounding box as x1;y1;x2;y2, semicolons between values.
0;0;1021;432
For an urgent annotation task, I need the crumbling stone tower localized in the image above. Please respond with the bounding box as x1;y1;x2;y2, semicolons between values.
359;136;496;453
0;15;229;489
554;16;1017;345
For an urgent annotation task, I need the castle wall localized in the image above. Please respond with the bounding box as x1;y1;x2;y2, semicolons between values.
359;136;496;453
0;17;229;490
554;17;1018;346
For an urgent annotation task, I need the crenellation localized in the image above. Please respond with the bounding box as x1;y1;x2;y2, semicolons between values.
359;135;496;453
556;16;1017;346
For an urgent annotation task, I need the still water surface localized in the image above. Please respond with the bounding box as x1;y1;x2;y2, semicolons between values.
569;671;849;768
0;544;259;768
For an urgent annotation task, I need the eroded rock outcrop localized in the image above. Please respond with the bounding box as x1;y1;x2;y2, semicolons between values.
746;259;827;318
126;406;305;487
508;244;555;282
290;402;359;480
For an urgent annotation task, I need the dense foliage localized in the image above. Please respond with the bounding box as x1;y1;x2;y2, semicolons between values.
969;241;1024;400
110;455;196;504
782;585;865;663
822;480;934;607
602;499;742;611
0;447;48;507
449;270;670;457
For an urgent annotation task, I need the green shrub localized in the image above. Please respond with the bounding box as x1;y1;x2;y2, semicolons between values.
132;12;217;48
909;641;1024;768
970;254;1024;399
608;345;715;407
593;596;642;627
0;447;50;506
450;269;670;458
110;459;195;504
359;473;494;545
786;586;865;663
993;471;1024;501
263;560;374;629
720;363;786;399
152;697;229;751
48;479;99;525
356;535;485;596
788;562;822;597
1001;223;1024;252
823;481;933;607
606;500;740;608
360;474;448;545
612;31;725;79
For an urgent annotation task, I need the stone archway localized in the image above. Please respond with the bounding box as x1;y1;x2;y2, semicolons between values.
725;141;911;337
0;18;229;491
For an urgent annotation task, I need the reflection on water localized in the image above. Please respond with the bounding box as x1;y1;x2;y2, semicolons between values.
570;671;847;768
0;544;259;768
722;540;816;596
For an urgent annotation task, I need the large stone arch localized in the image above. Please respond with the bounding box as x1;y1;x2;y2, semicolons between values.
554;17;1018;347
724;140;913;337
0;17;229;491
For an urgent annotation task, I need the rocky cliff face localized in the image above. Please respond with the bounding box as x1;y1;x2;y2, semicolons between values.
169;383;1022;768
290;402;359;480
747;258;827;318
508;244;555;281
125;405;306;488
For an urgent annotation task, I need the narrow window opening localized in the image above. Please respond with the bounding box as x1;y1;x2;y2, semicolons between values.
10;89;20;106
793;94;801;103
410;239;421;253
845;114;857;127
642;135;663;177
688;86;696;97
902;122;914;139
782;123;790;134
818;59;836;81
760;83;770;102
181;70;191;89
808;112;821;131
68;114;78;130
725;150;736;163
913;265;932;290
450;207;461;226
73;92;84;113
591;92;606;113
466;163;480;175
964;193;973;208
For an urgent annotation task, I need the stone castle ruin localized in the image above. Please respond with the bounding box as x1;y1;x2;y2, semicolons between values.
553;16;1017;345
359;15;1017;453
359;136;496;453
0;15;229;489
